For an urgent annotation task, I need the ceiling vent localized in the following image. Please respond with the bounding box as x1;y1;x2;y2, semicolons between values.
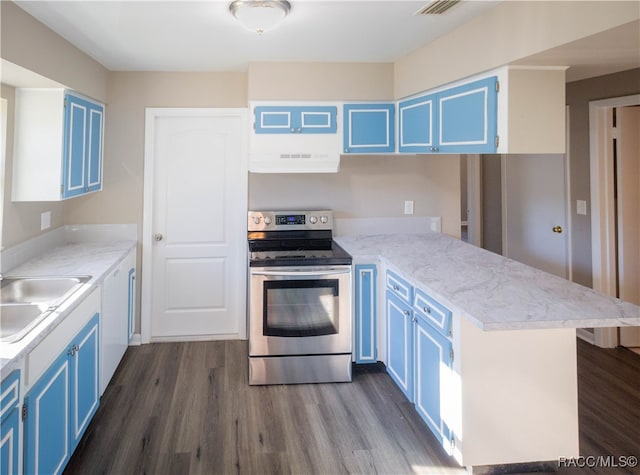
416;0;461;15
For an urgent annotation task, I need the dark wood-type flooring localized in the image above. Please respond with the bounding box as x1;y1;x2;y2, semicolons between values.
64;339;640;475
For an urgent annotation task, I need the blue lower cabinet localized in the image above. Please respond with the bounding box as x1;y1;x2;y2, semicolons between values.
1;370;21;475
24;351;70;475
355;265;377;363
386;291;413;401
71;314;100;447
24;314;100;475
414;314;453;449
0;407;19;475
128;267;136;342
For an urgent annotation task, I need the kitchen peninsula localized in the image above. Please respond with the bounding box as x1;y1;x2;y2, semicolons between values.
336;232;640;469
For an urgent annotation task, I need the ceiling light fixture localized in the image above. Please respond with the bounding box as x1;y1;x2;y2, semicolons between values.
229;0;292;34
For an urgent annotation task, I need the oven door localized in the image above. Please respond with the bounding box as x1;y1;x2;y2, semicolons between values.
249;266;352;357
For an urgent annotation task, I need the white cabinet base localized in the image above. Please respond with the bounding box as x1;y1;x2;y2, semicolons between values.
451;316;579;467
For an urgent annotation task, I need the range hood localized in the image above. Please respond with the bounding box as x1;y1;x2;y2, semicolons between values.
249;151;341;173
249;102;342;173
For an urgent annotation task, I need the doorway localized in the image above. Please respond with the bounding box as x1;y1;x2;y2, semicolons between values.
590;95;640;349
141;109;248;343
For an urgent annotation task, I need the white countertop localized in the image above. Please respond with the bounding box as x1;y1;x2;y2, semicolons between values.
335;233;640;331
1;240;136;373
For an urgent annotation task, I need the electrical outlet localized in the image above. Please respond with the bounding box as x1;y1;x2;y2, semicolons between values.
41;211;51;231
404;200;414;215
576;200;587;216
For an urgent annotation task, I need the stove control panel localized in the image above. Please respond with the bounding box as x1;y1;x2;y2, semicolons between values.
248;210;333;231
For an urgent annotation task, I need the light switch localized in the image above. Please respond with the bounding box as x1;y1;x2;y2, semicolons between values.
41;211;51;230
576;200;587;216
404;200;414;215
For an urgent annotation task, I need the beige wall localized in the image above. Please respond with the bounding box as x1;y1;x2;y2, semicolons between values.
394;1;640;98
0;1;108;102
566;67;640;287
248;62;394;100
1;0;109;248
64;72;249;233
250;155;461;238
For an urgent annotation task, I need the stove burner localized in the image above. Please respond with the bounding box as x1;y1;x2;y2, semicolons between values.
247;211;351;267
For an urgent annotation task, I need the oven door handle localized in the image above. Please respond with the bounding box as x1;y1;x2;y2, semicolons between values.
251;268;351;277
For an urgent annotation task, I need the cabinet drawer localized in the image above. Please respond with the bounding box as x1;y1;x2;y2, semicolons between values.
386;270;412;304
0;370;20;423
413;288;452;337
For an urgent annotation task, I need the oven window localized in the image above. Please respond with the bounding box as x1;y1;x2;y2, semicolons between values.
263;279;339;337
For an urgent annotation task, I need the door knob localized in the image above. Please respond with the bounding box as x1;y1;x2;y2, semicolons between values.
552;226;563;234
154;233;163;241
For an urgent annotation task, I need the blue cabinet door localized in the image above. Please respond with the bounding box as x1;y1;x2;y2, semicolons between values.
0;370;21;475
398;94;436;153
62;93;104;199
0;408;19;475
343;103;395;153
436;76;498;153
70;313;100;450
254;106;337;134
63;94;88;198
414;314;453;450
24;352;71;475
24;314;100;475
355;265;377;364
386;291;413;400
128;267;136;342
86;104;104;193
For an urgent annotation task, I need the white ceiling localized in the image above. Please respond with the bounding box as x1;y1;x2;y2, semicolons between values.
14;0;502;71
10;1;640;82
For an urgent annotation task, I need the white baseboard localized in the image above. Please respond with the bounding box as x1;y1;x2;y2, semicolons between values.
576;328;595;345
128;333;142;346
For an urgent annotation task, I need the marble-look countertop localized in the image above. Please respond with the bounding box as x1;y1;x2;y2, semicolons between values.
335;233;640;331
1;241;136;373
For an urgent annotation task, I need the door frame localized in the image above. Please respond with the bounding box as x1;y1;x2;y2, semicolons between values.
140;108;248;344
589;94;640;347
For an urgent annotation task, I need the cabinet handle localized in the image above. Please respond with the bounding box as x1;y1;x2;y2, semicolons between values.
423;306;431;314
392;285;400;291
403;310;410;316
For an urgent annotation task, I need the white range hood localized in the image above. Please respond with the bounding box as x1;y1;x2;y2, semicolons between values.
248;101;342;173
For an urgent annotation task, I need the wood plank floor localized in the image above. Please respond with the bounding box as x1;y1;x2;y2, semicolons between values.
64;339;640;475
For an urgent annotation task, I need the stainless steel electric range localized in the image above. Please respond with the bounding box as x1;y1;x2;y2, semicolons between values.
247;210;353;385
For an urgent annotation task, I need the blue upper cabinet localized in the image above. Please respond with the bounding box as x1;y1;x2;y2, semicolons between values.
343;103;395;153
437;76;498;153
12;88;105;201
398;94;436;153
254;106;337;134
62;93;104;199
398;76;498;154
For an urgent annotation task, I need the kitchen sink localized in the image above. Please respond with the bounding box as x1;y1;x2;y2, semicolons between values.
0;276;92;342
1;276;91;304
0;303;55;342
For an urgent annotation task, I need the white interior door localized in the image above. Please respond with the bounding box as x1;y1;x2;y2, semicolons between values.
617;106;640;347
143;109;247;341
503;153;569;279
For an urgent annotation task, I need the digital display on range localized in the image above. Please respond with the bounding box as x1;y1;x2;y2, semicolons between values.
276;214;305;225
